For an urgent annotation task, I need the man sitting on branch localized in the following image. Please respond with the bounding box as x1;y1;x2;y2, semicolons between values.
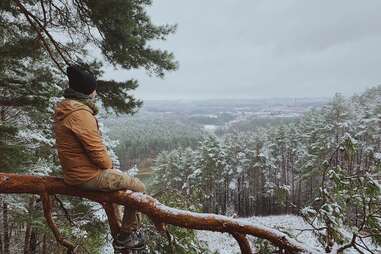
53;65;146;253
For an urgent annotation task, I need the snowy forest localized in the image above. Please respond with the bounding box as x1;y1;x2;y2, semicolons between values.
1;0;381;253
152;90;381;218
107;88;381;253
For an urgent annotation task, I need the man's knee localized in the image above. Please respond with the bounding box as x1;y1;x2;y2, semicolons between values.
132;177;145;193
102;169;145;192
125;175;145;193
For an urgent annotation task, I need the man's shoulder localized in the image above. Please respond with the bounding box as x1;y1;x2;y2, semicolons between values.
54;99;94;121
56;99;91;111
66;107;95;122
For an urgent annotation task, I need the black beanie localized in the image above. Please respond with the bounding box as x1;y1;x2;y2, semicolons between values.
67;66;97;95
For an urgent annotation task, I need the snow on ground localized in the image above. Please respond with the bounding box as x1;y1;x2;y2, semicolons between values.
197;214;381;253
197;215;323;253
100;214;379;253
196;230;246;254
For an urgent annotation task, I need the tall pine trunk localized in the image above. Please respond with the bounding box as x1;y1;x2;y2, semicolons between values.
23;222;31;254
3;202;9;254
0;197;3;254
24;196;35;254
41;234;46;254
29;228;37;254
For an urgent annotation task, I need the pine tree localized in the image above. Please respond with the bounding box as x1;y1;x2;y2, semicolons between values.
0;1;178;252
196;135;223;213
149;87;381;252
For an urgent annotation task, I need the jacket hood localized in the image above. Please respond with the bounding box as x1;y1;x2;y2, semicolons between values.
54;99;93;122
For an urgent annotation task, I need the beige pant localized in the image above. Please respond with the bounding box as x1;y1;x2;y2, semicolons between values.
79;169;145;232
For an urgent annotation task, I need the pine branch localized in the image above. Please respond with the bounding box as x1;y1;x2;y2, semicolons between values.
0;173;316;254
15;0;69;73
40;192;77;253
0;96;36;107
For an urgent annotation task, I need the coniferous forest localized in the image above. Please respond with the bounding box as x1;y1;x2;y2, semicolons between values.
0;0;380;254
153;90;381;218
104;88;381;253
149;89;381;252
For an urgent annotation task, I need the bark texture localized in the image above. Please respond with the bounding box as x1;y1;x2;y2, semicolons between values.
0;173;313;254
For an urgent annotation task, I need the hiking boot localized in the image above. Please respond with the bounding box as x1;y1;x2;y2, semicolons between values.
113;229;146;253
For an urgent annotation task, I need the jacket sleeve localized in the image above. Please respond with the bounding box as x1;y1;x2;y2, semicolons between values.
65;110;112;170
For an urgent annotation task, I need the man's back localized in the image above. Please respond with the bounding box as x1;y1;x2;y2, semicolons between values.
55;66;147;252
54;99;112;185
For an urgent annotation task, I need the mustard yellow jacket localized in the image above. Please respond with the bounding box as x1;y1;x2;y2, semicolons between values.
53;99;112;185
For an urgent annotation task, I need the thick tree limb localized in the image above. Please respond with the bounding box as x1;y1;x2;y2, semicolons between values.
0;173;315;254
232;233;252;254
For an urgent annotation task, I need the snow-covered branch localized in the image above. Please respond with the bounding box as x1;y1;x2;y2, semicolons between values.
0;173;314;254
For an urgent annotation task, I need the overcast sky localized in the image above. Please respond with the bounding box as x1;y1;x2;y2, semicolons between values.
103;0;381;100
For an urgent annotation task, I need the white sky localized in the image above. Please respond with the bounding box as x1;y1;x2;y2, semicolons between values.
102;0;381;100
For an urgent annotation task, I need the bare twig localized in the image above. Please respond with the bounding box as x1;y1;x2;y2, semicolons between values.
15;0;70;72
54;195;75;226
15;0;66;74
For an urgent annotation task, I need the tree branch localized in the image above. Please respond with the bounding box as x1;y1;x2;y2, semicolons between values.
0;173;314;253
40;192;77;253
232;233;252;254
54;195;75;226
15;0;68;73
0;96;36;107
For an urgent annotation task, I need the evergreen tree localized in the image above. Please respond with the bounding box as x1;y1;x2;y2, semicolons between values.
0;0;178;252
150;87;381;253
